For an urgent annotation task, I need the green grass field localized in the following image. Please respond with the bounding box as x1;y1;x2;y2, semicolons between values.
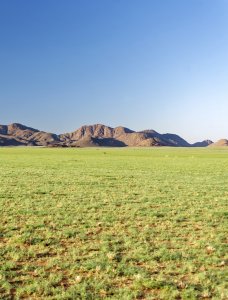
0;147;227;299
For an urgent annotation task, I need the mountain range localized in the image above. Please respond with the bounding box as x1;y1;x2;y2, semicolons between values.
0;123;220;147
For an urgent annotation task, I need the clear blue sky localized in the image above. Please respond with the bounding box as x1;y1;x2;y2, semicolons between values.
0;0;227;142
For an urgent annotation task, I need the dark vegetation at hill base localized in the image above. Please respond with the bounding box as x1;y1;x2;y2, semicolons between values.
0;123;217;147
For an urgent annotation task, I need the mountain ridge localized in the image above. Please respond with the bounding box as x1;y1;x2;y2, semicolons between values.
0;123;215;147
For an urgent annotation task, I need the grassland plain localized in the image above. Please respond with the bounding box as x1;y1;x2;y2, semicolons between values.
0;147;227;300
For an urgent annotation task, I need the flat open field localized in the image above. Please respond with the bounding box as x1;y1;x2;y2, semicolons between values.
0;147;227;299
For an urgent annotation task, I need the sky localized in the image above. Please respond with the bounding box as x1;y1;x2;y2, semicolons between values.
0;0;227;143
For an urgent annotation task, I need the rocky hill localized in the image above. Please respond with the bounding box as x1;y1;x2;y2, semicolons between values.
192;140;213;147
0;123;214;147
209;139;228;147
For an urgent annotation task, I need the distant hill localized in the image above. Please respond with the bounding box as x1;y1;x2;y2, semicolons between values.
0;123;62;147
0;123;214;147
209;139;228;147
192;140;213;147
